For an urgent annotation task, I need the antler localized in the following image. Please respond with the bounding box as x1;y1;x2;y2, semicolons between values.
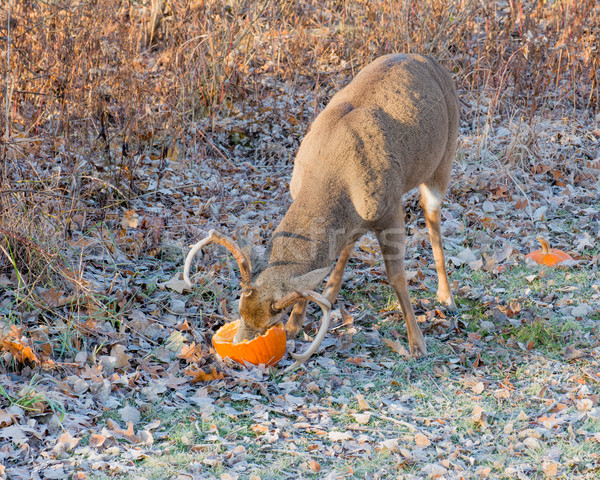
284;291;332;373
184;230;252;287
272;291;304;311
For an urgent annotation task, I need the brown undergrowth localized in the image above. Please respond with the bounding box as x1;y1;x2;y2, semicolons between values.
2;0;598;288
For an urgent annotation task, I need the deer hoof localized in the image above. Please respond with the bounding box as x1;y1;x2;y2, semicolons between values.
285;322;302;338
409;341;428;359
437;293;457;313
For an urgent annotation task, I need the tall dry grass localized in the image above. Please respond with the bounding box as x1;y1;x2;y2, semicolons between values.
0;0;598;290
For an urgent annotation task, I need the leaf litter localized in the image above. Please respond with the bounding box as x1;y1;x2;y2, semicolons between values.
1;70;600;480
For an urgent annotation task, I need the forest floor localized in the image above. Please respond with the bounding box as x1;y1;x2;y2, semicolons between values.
1;81;599;479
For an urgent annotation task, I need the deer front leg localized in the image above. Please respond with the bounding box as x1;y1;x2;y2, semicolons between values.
285;242;356;338
323;242;356;304
376;221;427;358
286;299;308;338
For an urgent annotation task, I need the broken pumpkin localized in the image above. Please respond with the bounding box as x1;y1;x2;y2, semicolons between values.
212;320;286;366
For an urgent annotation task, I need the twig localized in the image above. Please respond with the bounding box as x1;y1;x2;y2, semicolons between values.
427;373;451;403
367;411;425;435
3;0;12;181
195;128;237;170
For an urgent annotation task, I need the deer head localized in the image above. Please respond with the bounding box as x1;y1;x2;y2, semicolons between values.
183;230;332;369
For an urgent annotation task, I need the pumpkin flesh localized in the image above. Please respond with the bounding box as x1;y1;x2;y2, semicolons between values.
212;320;286;367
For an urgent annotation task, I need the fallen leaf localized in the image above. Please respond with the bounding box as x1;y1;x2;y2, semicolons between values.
378;438;399;451
54;432;80;452
0;325;40;364
186;366;224;382
352;413;371;425
383;338;411;357
89;434;107;449
543;461;559;477
414;432;431;447
160;273;191;293
576;399;593;411
472;382;485;394
329;431;353;442
471;405;488;427
107;419;136;443
565;345;585;361
355;394;370;411
121;210;139;228
110;344;131;370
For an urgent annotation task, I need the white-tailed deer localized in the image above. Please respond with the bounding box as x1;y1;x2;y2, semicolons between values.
184;54;458;371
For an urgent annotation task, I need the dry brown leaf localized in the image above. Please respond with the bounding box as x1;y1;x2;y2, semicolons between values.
39;287;75;308
543;461;559;477
564;345;585;361
471;405;488;427
378;438;399;451
0;325;40;364
414;432;431;448
89;434;107;449
178;343;205;362
161;273;191;293
186;366;224;382
352;413;371;425
121;210;139;229
340;307;354;325
328;431;353;442
383;338;410;358
107;419;136;443
251;424;269;434
110;344;131;370
355;394;370;411
471;382;485;394
55;432;80;452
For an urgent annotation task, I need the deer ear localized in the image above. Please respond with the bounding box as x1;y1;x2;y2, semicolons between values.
289;267;331;291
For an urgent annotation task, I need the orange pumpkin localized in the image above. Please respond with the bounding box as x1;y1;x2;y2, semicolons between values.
212;320;286;367
525;237;573;266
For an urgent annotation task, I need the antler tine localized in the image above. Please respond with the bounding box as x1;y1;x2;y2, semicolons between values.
183;230;252;287
284;291;332;373
209;231;252;285
272;291;305;311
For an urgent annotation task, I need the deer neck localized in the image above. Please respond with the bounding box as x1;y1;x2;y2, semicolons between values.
259;196;356;281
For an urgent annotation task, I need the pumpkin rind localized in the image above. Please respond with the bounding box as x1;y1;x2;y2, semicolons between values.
526;237;573;266
525;249;573;266
212;320;287;366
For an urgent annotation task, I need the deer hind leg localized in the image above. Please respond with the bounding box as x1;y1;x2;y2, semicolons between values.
420;177;457;312
376;218;427;358
285;242;356;338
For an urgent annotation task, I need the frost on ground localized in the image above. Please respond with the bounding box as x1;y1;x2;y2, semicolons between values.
1;83;599;479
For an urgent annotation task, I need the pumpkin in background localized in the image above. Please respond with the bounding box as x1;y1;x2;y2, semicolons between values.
212;320;286;367
526;237;573;266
